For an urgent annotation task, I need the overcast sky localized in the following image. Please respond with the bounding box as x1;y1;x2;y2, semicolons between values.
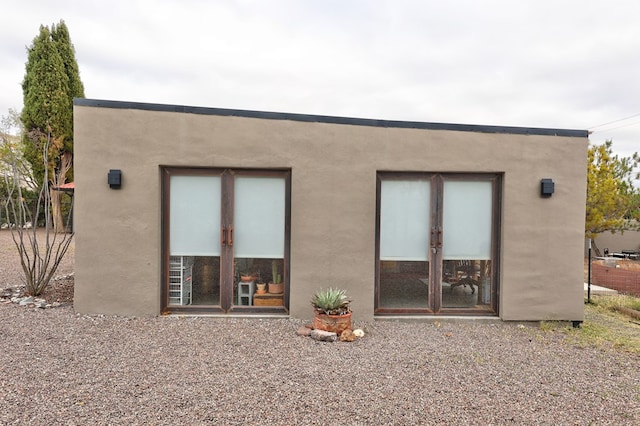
1;0;639;159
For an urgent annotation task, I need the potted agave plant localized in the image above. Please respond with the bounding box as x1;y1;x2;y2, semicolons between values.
311;287;352;334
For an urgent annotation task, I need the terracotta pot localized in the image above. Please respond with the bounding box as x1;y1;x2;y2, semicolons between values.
268;282;284;294
240;275;254;282
256;283;267;294
313;311;352;335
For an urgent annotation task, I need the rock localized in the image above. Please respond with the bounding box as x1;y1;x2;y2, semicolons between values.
340;329;356;342
19;297;34;306
296;326;312;337
3;293;59;309
310;329;337;342
353;329;365;338
54;272;74;281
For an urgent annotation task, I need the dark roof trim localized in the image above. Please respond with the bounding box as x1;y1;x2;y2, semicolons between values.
74;98;588;138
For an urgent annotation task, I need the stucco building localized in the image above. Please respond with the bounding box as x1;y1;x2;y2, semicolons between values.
73;98;588;322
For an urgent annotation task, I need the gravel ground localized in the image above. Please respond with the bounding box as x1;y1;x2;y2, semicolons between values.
1;230;639;425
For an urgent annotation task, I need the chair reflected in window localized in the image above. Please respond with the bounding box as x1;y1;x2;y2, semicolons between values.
445;259;478;293
442;259;492;309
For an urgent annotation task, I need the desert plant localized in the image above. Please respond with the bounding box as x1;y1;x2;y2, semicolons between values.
311;287;351;315
271;260;282;284
3;130;73;296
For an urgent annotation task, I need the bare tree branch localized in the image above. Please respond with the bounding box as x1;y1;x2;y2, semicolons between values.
3;130;73;296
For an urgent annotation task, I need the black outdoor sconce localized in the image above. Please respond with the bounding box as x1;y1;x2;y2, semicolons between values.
540;178;554;198
108;169;122;189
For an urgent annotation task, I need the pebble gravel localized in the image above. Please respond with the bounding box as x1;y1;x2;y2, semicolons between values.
1;304;638;425
0;231;638;424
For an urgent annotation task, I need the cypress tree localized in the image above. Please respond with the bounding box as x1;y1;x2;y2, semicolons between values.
51;20;85;154
21;24;69;185
21;20;84;231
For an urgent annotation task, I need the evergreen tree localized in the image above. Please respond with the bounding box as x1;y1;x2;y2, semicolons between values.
21;20;84;231
51;20;85;155
21;24;68;185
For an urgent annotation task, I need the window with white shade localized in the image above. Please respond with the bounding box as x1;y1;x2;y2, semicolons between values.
170;175;221;256
380;179;431;261
376;172;499;315
442;180;492;260
234;176;285;258
163;168;290;313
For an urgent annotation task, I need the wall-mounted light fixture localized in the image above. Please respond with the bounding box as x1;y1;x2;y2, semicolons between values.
540;178;554;198
108;169;122;189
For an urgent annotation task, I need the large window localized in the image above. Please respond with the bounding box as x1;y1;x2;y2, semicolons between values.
378;178;432;309
162;168;290;314
376;173;500;315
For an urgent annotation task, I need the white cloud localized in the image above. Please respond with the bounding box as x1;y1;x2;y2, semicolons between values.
1;0;639;158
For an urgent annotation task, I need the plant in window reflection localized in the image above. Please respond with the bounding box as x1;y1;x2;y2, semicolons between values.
271;260;282;284
240;271;257;282
236;259;257;282
311;288;351;316
255;282;267;294
267;260;284;294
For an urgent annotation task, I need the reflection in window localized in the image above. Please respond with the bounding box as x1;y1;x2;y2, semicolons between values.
234;258;284;306
442;259;492;309
379;179;431;309
379;261;429;309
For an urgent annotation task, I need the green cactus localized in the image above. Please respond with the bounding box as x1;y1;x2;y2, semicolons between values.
311;288;351;315
271;260;282;284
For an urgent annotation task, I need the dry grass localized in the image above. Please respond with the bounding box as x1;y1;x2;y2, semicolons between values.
542;295;640;355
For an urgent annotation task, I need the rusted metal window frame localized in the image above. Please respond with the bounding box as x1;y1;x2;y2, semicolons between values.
375;172;501;316
161;166;291;315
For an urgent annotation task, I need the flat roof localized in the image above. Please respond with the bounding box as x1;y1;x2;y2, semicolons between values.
74;98;588;138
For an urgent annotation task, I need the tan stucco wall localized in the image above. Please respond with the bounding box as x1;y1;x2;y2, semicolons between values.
587;230;640;256
74;102;588;321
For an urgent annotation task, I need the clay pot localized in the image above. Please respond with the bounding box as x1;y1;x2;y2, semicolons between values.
313;311;352;335
256;283;267;294
268;282;284;294
240;275;255;282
